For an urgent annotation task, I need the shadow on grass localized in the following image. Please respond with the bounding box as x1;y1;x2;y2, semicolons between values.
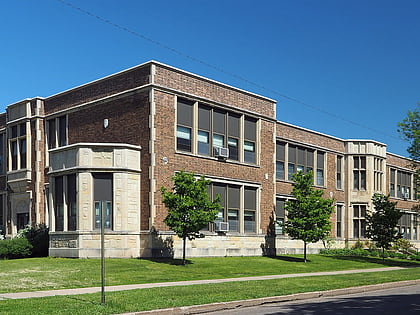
139;257;194;266
267;255;309;263
322;255;420;267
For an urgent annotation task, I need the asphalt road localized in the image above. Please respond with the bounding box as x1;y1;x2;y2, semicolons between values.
206;284;420;315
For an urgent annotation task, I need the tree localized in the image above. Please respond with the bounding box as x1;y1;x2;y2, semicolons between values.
284;171;334;262
160;171;220;265
365;193;402;260
398;103;420;202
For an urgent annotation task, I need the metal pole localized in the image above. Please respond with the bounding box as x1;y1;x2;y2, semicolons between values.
101;200;105;305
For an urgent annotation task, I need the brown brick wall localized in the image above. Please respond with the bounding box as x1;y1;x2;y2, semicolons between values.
152;89;276;233
44;65;150;114
277;122;345;152
68;91;151;229
154;64;276;118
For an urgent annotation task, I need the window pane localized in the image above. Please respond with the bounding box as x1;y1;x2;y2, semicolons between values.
360;171;366;190
198;130;210;155
244;117;256;141
317;152;324;169
48;119;56;149
228;137;238;160
288;145;296;163
228;113;240;137
360;156;366;169
354;157;359;169
58;116;67;147
20;123;26;136
244;141;255;164
228;209;239;232
276;161;285;180
19;139;26;169
11;141;18;170
244;187;256;210
244;210;256;232
276;142;285;161
213;110;226;134
228;186;240;208
177;99;193;126
176;126;191;152
316;169;324;186
198;105;210;131
353;171;359;190
213;134;224;148
288;163;295;180
298;147;305;165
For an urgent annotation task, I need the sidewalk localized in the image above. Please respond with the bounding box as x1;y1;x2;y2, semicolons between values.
0;266;407;300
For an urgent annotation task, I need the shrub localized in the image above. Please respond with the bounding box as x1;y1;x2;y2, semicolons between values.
351;240;365;249
16;224;49;257
0;238;32;259
320;248;370;257
409;254;420;261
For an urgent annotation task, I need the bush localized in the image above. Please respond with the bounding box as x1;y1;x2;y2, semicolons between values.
0;238;32;259
320;248;370;257
409;254;420;261
16;224;49;257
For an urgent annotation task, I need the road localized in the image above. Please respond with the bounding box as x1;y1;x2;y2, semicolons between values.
206;284;420;315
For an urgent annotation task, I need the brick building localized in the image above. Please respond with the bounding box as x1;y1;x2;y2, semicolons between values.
0;61;418;257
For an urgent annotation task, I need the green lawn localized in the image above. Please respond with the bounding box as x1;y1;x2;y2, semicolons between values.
0;255;419;293
0;268;419;315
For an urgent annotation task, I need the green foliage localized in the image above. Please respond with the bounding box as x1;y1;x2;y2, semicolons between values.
398;103;420;201
0;238;33;259
351;239;365;249
161;171;220;264
17;224;49;257
365;194;402;256
284;171;334;262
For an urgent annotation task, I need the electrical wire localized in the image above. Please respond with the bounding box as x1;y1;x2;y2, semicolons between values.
56;0;404;143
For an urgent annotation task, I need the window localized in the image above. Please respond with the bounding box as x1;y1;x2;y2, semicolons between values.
336;204;343;237
228;113;240;161
176;99;193;152
316;152;325;186
8;122;27;171
67;174;77;231
391;168;413;200
353;204;366;238
177;97;258;164
94;173;113;230
17;213;29;231
244;118;256;164
336;156;343;189
276;142;285;180
47;115;67;149
288;144;296;180
209;182;258;233
390;169;396;197
0;134;5;174
353;156;366;190
374;158;384;192
275;199;286;235
398;213;418;240
55;176;64;231
244;187;257;232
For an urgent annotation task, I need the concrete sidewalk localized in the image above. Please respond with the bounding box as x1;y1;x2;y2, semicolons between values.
0;266;407;300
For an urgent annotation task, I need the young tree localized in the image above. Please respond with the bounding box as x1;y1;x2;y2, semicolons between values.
284;171;334;262
365;193;402;260
160;171;220;265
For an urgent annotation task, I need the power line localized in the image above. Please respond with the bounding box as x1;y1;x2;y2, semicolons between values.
57;0;403;143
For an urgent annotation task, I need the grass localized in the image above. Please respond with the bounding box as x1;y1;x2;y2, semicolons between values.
1;255;419;293
0;267;419;314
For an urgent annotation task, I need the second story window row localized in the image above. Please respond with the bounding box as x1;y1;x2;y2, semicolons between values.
276;142;325;186
176;98;258;164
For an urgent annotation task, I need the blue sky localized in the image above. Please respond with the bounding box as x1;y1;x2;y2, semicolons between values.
1;0;419;157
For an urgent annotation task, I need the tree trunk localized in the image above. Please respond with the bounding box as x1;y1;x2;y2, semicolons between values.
182;236;187;265
382;246;385;261
304;240;307;263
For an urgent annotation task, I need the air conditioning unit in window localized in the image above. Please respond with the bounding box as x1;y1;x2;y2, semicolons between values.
404;192;410;200
215;221;229;232
214;147;229;159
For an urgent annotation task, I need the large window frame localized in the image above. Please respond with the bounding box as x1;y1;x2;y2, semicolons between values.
208;181;259;234
47;115;68;149
53;174;78;232
276;141;324;185
353;204;367;239
390;168;414;200
8;122;28;171
176;98;258;165
353;156;366;191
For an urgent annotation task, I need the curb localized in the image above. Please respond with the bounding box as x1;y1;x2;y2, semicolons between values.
123;279;420;315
